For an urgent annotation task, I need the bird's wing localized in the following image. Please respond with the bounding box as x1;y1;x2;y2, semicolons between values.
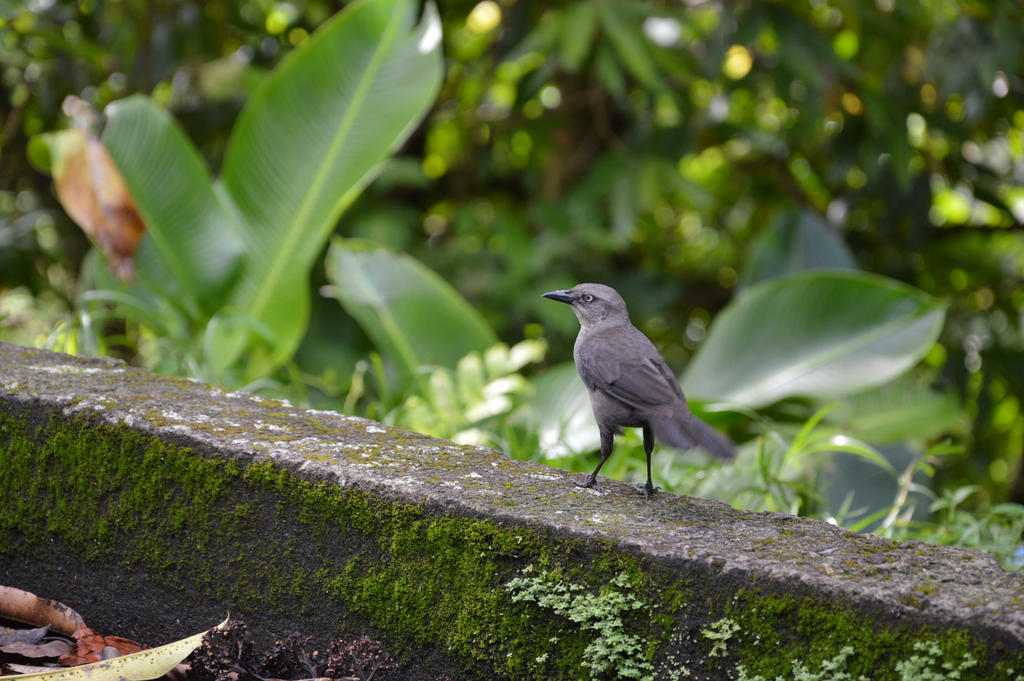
577;332;686;413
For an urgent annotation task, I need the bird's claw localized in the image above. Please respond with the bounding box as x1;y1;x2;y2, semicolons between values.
574;477;601;492
636;483;660;500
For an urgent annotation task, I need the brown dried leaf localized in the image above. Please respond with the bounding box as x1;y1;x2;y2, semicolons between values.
0;627;51;647
0;587;85;637
48;127;146;279
0;641;72;660
59;627;145;666
3;663;61;675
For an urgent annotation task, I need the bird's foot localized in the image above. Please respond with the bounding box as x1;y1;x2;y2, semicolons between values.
574;476;601;492
635;483;660;500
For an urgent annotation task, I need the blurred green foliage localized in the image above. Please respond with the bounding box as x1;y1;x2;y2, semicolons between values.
2;0;1023;567
25;0;443;382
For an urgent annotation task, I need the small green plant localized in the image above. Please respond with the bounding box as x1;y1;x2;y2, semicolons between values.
789;646;864;681
894;640;977;681
382;339;546;451
731;639;992;681
898;486;1024;570
735;646;867;681
505;567;654;681
702;617;740;658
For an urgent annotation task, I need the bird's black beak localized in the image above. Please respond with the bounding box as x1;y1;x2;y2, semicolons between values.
542;289;575;305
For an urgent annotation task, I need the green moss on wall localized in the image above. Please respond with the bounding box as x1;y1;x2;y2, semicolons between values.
242;460;668;679
1;409;1020;681
709;587;1018;680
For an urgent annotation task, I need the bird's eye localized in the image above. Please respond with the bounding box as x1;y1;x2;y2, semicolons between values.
582;294;594;303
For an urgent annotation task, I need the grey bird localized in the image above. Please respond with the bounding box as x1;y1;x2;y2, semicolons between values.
543;283;735;498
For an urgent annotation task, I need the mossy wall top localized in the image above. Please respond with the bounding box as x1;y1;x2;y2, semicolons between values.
1;342;1021;680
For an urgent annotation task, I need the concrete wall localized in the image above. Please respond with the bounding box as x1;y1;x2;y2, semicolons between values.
1;341;1021;680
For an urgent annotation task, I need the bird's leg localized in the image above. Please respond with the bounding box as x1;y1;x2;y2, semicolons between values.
639;425;659;499
576;429;614;491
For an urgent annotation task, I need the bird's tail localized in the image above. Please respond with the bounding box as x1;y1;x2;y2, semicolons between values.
652;414;736;461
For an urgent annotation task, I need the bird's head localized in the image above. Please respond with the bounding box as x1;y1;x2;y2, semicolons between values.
542;283;629;330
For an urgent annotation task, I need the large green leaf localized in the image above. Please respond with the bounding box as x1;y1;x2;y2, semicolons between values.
682;271;946;407
739;207;857;288
324;239;497;388
218;0;443;365
102;96;244;314
827;372;962;443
